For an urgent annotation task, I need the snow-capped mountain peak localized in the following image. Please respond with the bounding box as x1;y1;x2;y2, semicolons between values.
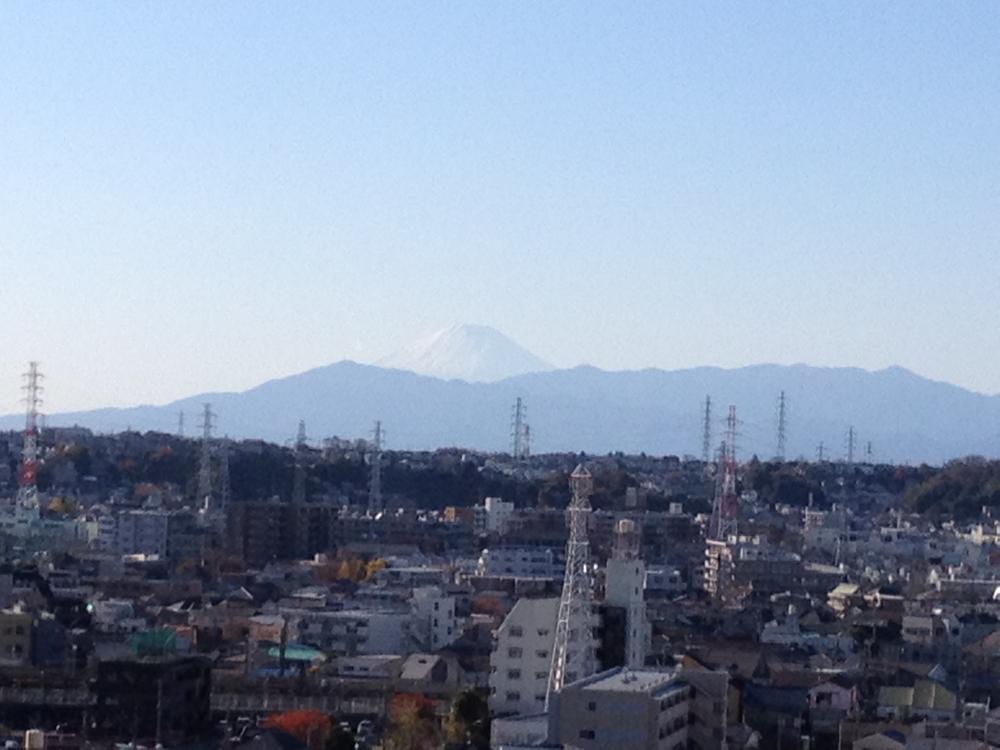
377;324;552;382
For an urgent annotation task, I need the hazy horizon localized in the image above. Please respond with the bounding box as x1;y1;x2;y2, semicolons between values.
3;3;998;413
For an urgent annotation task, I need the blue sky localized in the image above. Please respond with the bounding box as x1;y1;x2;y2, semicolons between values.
1;2;998;412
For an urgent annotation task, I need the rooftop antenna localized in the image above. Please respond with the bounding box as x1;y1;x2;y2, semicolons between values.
17;362;44;518
775;391;787;461
198;403;216;508
368;420;383;515
701;395;712;464
546;465;596;707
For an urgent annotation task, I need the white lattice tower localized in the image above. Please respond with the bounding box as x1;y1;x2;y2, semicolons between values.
546;464;596;707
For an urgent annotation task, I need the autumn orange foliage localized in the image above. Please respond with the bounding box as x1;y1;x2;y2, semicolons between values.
263;709;332;749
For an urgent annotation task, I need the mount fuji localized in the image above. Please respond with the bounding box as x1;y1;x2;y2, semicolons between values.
377;324;553;382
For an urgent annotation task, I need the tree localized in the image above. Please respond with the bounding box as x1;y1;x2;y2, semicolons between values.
384;693;440;750
444;690;490;749
263;710;332;750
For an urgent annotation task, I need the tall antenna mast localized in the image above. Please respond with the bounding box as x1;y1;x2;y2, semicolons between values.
17;362;44;517
708;406;740;541
198;403;215;507
368;420;383;515
546;465;596;707
701;395;712;464
510;397;528;461
292;420;308;505
775;391;787;461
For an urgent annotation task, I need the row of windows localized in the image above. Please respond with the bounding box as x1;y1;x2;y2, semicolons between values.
508;626;550;638
507;647;549;659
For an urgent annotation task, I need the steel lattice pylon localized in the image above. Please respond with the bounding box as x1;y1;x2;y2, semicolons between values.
546;464;596;708
16;362;43;519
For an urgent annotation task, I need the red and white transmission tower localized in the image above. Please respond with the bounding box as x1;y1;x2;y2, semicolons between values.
546;464;596;708
708;405;740;541
17;362;44;517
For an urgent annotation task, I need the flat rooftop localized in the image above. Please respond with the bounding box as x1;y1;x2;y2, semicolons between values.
580;668;683;694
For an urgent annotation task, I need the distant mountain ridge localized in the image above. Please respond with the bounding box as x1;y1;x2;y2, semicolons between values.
377;324;552;382
1;360;998;465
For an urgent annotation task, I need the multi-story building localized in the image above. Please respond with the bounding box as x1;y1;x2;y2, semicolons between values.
88;655;213;746
410;587;459;651
227;499;339;566
285;608;408;656
0;609;32;666
100;509;202;566
477;547;562;579
474;497;514;536
551;667;730;750
489;597;558;717
605;520;649;669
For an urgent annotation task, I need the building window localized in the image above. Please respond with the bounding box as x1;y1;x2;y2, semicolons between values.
537;628;550;636
579;730;595;740
508;669;521;680
508;647;522;658
509;626;523;637
535;671;548;680
536;650;548;658
587;701;596;711
506;691;520;702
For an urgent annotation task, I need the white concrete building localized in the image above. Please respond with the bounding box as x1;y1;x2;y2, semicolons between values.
489;597;558;718
605;519;649;669
477;547;562;578
475;497;514;536
551;667;731;750
410;586;459;651
284;608;409;656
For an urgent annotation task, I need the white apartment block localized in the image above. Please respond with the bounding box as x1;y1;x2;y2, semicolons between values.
489;597;558;717
475;497;514;536
477;547;562;578
410;586;459;651
606;556;650;669
552;667;730;750
284;608;408;656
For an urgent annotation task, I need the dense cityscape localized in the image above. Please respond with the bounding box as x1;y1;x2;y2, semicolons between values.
0;364;998;750
5;4;998;749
